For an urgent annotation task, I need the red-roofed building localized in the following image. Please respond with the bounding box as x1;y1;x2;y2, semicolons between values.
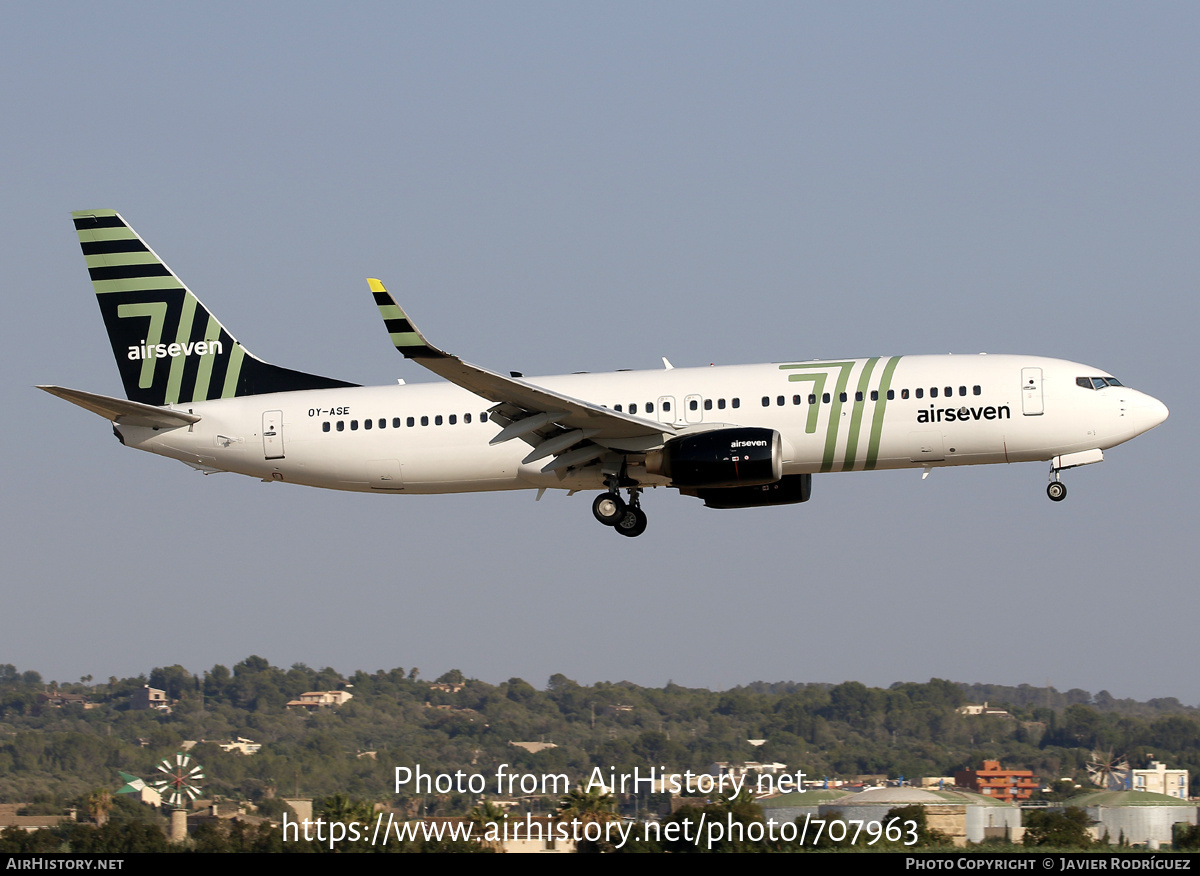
954;760;1037;802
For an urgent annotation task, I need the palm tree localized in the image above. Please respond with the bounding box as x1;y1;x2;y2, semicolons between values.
556;785;618;852
317;793;375;828
467;799;506;851
86;788;113;827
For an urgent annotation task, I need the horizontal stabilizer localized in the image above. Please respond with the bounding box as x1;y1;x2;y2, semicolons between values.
37;385;200;428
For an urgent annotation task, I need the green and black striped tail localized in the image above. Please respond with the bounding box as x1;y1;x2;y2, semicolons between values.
73;210;356;406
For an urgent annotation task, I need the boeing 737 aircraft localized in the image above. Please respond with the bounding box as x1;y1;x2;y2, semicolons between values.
41;210;1169;537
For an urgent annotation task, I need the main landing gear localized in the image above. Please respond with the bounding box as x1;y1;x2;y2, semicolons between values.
1047;466;1067;502
592;484;648;537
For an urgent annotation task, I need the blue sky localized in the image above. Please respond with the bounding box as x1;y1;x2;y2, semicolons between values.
2;3;1195;702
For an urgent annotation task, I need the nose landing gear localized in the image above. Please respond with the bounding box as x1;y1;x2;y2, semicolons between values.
1047;466;1067;502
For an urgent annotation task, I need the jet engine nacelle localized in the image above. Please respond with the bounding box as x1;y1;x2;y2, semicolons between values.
684;473;813;509
646;427;782;488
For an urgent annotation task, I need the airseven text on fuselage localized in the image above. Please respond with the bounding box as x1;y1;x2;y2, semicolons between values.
916;404;1011;424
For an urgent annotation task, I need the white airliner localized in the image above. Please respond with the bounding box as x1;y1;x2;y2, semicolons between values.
41;210;1169;537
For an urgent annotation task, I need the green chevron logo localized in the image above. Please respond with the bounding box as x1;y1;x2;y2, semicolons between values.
778;356;901;472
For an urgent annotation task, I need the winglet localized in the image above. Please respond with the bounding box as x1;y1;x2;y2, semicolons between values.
364;279;676;444
368;279;447;359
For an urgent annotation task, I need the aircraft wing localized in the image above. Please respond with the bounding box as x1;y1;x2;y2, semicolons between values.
38;385;201;428
368;280;674;471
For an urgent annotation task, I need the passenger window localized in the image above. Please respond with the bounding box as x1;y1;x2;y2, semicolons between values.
646;402;654;413
350;420;359;431
839;392;847;402
420;416;429;426
629;403;638;414
435;415;443;425
901;389;909;399
973;386;981;396
364;419;372;430
449;414;457;425
337;421;345;431
762;396;770;407
465;413;472;423
855;391;863;402
959;386;966;397
704;399;713;410
776;395;784;406
718;399;726;410
393;418;401;428
407;417;415;427
945;386;952;397
614;404;623;412
822;393;830;403
793;395;802;405
887;390;895;400
915;388;923;399
322;422;330;432
689;399;698;411
870;390;878;401
379;418;386;429
732;398;740;408
930;387;938;398
662;401;671;412
808;394;816;404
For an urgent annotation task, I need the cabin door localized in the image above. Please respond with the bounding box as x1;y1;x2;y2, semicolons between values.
262;410;285;459
1021;368;1044;416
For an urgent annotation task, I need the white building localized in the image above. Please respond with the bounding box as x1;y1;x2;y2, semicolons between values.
1131;761;1188;799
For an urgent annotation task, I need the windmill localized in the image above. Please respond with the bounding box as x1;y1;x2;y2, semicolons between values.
1086;749;1130;791
151;751;205;809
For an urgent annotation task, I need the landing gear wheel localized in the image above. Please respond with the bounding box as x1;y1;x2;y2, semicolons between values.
614;506;648;538
592;493;626;526
1047;481;1067;502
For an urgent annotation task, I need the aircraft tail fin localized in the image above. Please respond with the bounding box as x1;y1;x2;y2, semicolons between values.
73;210;356;406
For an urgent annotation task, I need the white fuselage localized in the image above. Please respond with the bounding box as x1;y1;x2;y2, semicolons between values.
115;354;1168;496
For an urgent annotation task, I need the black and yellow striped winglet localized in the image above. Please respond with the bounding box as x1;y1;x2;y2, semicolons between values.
368;279;447;360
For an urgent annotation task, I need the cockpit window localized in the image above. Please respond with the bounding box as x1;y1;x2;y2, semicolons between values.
1078;376;1125;390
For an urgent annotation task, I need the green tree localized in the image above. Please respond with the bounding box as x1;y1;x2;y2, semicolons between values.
557;785;617;853
85;788;113;827
1173;823;1200;850
1022;807;1092;848
317;792;375;826
467;799;507;850
149;665;193;700
884;804;950;847
706;789;767;852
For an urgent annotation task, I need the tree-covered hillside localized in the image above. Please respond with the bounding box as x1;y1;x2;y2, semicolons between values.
1;660;1196;812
